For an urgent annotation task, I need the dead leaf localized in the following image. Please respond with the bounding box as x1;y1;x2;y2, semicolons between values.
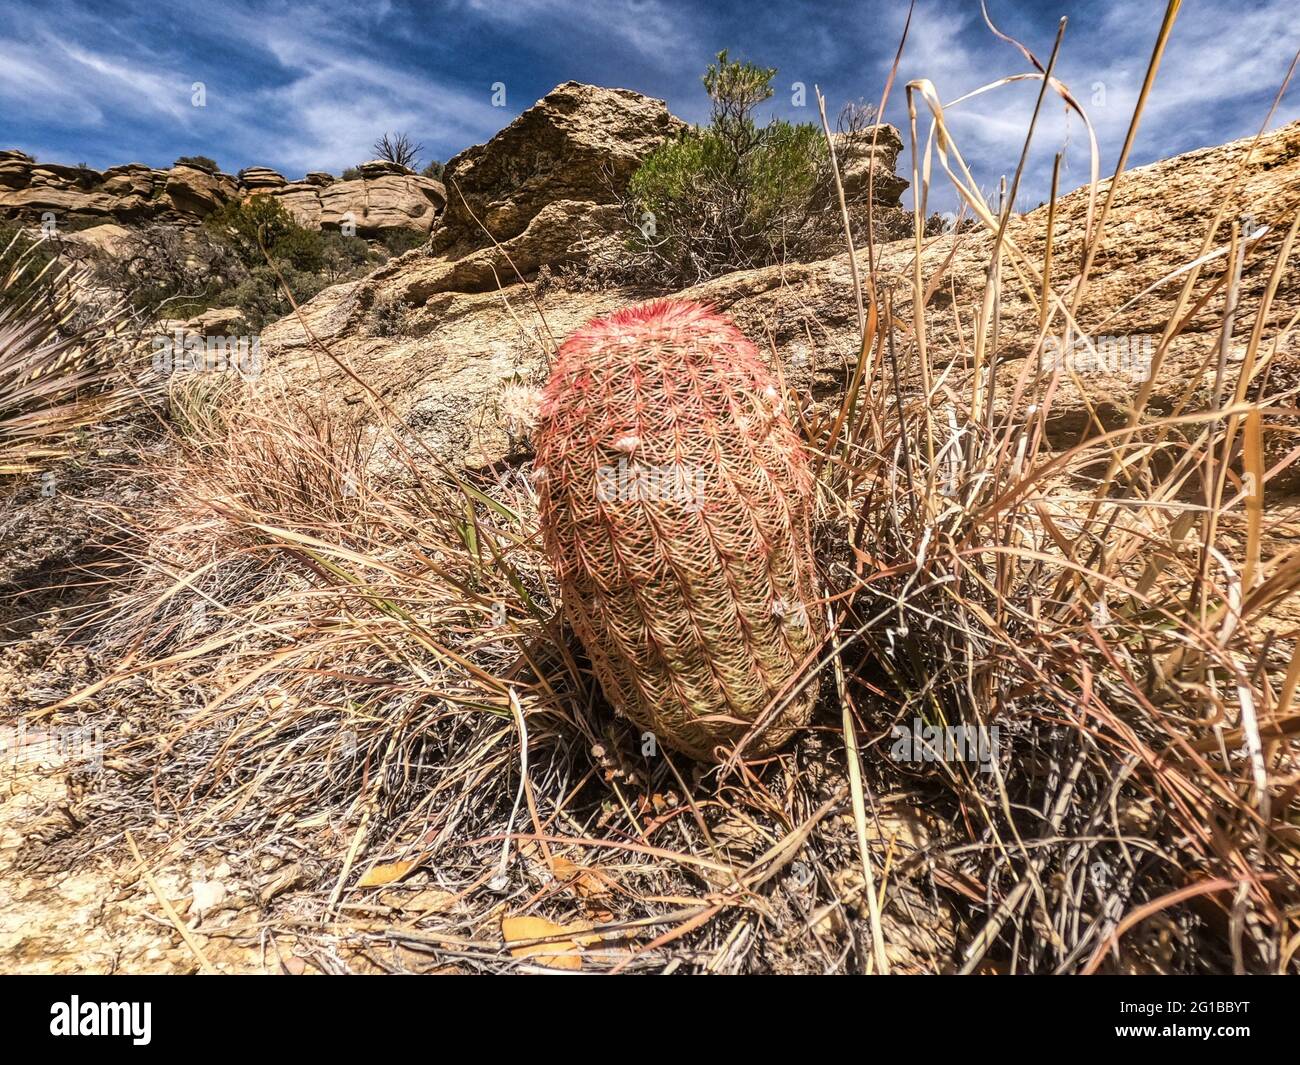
356;861;415;888
501;915;588;971
551;856;611;899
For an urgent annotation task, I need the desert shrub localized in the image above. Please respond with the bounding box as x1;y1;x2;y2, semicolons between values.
420;161;445;181
319;231;377;278
216;266;324;329
175;155;219;173
367;289;419;336
97;223;243;319
205;194;321;270
380;228;427;258
1;229;127;473
624;51;863;285
341;167;362;181
211;197;379;321
616;55;910;287
92;197;379;329
203;197;375;326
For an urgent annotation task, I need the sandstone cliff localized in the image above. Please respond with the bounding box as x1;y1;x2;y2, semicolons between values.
0;150;446;238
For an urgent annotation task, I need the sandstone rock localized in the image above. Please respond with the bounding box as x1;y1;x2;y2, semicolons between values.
430;81;685;262
834;124;908;204
238;166;286;191
0;151;440;237
404;201;621;298
358;159;412;179
60;223;132;258
317;173;445;236
185;306;250;336
258;121;1300;476
163;165;235;216
100;165;156;198
0;157;156;224
0;160;31;189
0;185;123;221
31;162;100;184
274;182;324;228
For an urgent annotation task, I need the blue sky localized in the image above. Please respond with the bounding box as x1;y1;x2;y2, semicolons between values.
1;0;1295;212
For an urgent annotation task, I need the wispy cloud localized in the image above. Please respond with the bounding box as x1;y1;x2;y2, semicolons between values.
0;0;1293;205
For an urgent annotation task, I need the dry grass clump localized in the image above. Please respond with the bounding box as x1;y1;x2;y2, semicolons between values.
0;231;131;474
803;5;1300;972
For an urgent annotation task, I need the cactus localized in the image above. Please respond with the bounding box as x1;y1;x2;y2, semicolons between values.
535;299;823;760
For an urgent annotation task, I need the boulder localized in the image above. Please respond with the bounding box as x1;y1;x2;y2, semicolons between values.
833;124;908;204
100;165;156;198
304;172;335;187
60;223;132;258
317;173;445;236
185;306;250;337
430;81;685;262
405;200;620;298
239;166;287;191
163;165;235;216
358;159;412;179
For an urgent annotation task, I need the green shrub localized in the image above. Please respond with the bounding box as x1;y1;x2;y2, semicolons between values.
95;196;382;329
420;161;444;181
175;155;219;173
220;266;334;329
341;167;362;181
205;195;319;270
625;51;872;284
380;228;427;258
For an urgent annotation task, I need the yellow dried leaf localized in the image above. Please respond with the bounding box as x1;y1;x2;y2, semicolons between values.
502;915;586;971
356;860;414;888
551;856;611;899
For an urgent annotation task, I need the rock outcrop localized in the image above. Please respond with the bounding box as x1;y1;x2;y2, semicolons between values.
0;151;446;238
411;82;685;294
316;170;446;236
258;120;1300;477
834;123;909;204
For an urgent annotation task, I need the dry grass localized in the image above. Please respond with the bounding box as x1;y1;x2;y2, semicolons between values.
0;232;130;475
21;0;1300;973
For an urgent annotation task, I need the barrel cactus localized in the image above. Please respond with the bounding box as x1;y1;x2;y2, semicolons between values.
535;299;823;760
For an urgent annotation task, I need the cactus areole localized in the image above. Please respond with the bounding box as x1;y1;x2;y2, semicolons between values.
535;299;823;760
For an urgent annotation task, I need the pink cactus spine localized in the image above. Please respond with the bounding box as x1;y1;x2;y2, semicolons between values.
534;299;823;760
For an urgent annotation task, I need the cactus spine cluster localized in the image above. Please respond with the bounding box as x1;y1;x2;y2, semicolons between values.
535;299;823;760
